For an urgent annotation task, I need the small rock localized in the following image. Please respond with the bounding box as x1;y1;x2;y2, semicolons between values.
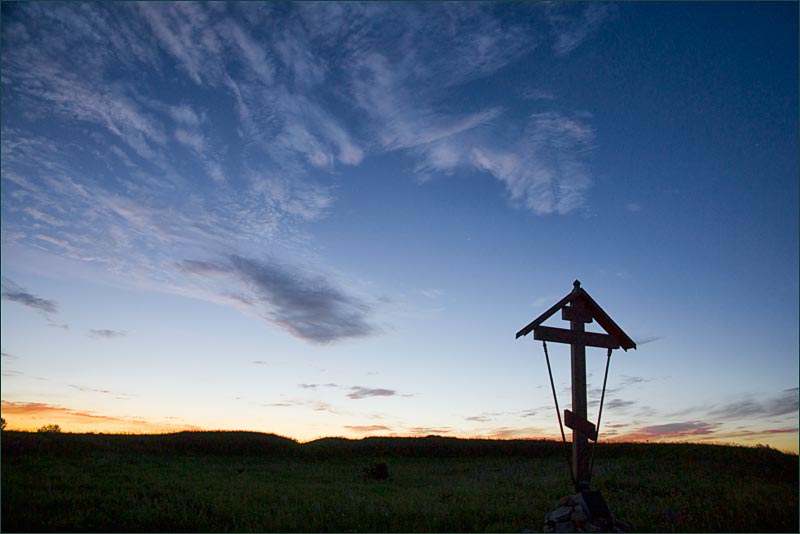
559;495;578;507
548;506;573;523
571;506;587;524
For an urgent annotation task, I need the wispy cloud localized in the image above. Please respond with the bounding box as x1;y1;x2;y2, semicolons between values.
347;386;397;400
2;2;616;345
588;375;658;400
417;288;445;299
626;202;642;212
523;88;557;101
178;260;231;277
174;127;206;153
485;427;543;439
465;409;538;423
1;401;125;421
471;112;595;215
2;18;169;166
309;3;602;213
2;4;352;303
618;375;658;388
702;426;799;443
179;255;376;344
263;402;296;408
545;3;616;56
1;278;59;315
261;397;343;415
69;384;134;400
169;104;203;126
311;402;338;414
69;384;114;395
345;425;392;433
221;17;275;87
136;3;214;86
466;415;493;423
604;399;637;410
89;329;127;339
617;421;720;441
342;5;535;164
709;388;799;420
299;383;341;390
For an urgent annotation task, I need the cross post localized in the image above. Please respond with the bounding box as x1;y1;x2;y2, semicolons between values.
569;288;591;492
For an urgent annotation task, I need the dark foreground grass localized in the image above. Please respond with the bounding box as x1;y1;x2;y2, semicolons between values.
1;431;797;532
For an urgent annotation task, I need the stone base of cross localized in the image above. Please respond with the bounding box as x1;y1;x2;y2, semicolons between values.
543;490;631;532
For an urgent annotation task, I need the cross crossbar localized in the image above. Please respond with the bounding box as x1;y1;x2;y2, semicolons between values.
533;325;621;350
564;409;598;441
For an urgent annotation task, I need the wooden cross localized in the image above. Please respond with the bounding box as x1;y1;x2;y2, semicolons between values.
516;280;636;492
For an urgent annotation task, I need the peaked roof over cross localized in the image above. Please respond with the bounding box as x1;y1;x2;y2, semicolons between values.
515;280;636;351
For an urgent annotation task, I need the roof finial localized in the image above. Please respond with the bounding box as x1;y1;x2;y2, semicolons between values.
573;279;581;290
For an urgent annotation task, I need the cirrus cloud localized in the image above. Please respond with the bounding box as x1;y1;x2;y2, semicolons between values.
709;388;799;420
2;2;615;348
347;386;398;400
345;425;392;433
89;329;127;339
1;278;59;315
617;421;720;441
471;112;595;215
179;255;376;344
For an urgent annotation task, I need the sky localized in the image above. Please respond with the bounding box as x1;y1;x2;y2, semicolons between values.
1;2;798;453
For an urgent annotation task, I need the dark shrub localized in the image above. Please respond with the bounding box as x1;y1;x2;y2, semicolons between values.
363;461;389;480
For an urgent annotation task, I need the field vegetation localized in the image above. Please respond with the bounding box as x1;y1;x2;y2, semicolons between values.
2;430;797;532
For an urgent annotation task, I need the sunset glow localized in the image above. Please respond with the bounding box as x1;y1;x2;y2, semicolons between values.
2;2;797;454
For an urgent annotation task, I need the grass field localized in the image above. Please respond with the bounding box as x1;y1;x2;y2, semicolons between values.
1;430;797;532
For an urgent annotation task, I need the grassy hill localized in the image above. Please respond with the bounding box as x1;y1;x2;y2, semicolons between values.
2;430;797;532
2;429;299;457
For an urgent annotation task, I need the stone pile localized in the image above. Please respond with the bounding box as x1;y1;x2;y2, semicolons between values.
543;493;630;533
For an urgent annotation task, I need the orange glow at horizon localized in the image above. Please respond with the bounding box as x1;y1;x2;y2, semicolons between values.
604;432;798;454
2;400;796;454
0;400;200;435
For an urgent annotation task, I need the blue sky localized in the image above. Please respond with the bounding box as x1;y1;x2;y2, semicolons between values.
1;2;798;451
